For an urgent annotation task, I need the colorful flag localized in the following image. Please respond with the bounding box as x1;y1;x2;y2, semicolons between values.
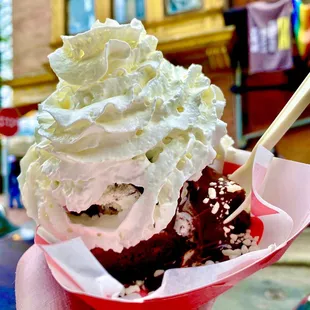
292;0;310;61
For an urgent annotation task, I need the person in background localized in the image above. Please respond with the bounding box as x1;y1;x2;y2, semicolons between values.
8;158;23;209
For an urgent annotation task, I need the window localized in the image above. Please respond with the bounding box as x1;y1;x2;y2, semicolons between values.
113;0;145;24
165;0;202;16
66;0;96;35
0;0;13;108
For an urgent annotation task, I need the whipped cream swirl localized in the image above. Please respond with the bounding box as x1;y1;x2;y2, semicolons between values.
19;19;227;252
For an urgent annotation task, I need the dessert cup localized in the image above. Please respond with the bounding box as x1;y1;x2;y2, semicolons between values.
31;146;310;309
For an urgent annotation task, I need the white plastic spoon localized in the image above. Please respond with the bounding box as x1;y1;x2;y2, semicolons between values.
224;73;310;224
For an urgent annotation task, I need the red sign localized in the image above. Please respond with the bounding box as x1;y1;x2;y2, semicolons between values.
0;108;19;136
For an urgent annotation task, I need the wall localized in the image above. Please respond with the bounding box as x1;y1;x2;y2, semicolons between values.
12;0;52;77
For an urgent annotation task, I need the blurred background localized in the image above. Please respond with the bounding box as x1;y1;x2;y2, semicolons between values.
0;0;309;309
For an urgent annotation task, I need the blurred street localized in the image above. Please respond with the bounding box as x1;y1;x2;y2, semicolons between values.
214;229;310;309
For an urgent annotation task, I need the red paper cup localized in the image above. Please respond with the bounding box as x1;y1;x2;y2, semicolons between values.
20;146;310;309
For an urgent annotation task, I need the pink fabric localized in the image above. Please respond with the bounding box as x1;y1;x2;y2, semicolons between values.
15;245;92;310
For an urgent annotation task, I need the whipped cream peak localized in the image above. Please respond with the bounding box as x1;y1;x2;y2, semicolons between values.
49;19;158;86
19;19;227;252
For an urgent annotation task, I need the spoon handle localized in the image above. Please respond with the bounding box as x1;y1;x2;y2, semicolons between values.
225;74;310;225
232;73;310;183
